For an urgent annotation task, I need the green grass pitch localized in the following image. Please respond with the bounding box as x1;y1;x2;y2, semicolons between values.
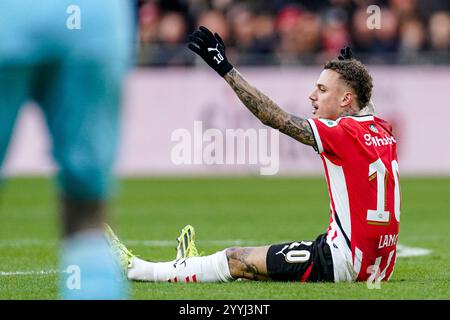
0;177;448;299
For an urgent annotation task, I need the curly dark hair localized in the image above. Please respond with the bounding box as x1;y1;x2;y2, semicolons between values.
324;59;373;109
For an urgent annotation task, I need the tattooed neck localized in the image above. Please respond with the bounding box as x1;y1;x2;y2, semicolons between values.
339;109;360;118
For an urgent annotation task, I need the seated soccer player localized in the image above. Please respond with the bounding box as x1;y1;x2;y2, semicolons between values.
106;28;400;284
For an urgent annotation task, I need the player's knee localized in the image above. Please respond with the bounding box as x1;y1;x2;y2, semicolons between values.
225;247;253;277
225;247;243;276
226;247;241;261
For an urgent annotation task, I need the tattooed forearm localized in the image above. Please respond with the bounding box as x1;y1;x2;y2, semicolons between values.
224;68;283;126
224;68;316;147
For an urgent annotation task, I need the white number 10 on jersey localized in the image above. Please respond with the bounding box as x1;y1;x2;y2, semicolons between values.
367;159;400;224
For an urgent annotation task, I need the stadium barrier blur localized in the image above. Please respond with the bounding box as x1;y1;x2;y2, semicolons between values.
4;66;450;176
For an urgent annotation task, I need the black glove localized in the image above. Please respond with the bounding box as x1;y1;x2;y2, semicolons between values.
188;26;234;77
338;46;353;60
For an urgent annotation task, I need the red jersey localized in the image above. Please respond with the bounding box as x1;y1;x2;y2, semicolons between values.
308;115;400;282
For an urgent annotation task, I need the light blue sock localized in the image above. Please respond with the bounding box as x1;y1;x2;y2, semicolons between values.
59;230;128;300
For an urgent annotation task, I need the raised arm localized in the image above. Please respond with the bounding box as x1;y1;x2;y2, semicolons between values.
224;68;315;146
187;26;316;147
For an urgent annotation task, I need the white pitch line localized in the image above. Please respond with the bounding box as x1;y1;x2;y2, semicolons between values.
125;239;249;247
0;269;58;276
396;244;432;257
0;239;251;248
0;239;55;247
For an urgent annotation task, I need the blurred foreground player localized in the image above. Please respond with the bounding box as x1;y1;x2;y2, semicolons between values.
0;0;133;299
108;28;401;285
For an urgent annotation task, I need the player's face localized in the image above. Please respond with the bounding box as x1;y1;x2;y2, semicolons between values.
309;69;351;120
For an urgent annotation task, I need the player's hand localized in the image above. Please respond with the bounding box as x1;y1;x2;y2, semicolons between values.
188;26;234;77
338;46;353;60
